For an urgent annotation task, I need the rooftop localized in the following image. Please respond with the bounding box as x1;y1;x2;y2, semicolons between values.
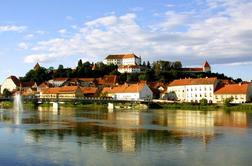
105;54;139;59
215;83;250;94
169;77;217;86
102;83;146;93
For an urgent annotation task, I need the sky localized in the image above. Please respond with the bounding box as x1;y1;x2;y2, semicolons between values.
0;0;252;82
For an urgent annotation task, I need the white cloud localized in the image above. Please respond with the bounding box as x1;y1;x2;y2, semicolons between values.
24;1;252;66
58;29;67;34
0;25;26;33
18;42;29;50
24;34;34;39
66;16;74;21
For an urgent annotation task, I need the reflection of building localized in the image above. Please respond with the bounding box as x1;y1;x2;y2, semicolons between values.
214;111;248;128
153;109;249;144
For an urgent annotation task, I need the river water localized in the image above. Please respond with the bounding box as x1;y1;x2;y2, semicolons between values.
0;107;251;166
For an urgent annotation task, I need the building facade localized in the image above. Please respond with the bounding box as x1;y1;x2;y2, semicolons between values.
103;54;141;66
102;83;153;101
118;65;141;73
214;83;252;103
167;77;218;103
40;86;83;99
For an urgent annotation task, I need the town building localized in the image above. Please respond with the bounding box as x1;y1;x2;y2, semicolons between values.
1;76;20;94
80;87;99;97
1;76;37;94
181;61;211;73
103;54;141;66
102;83;153;101
40;86;83;99
97;75;118;87
167;77;219;103
117;65;141;73
214;83;252;103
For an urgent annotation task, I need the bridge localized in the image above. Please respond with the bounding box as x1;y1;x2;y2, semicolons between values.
0;96;155;111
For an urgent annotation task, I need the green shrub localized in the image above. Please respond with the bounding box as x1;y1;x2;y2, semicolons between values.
200;98;208;106
224;97;234;107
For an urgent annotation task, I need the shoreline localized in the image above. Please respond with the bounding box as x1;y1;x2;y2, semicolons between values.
1;101;252;112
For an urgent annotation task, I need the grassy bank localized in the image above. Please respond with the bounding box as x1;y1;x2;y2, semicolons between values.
149;102;220;111
35;101;107;109
223;104;252;112
0;101;13;109
150;102;252;112
60;102;107;109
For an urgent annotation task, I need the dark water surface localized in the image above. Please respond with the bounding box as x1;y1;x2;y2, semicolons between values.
0;107;251;166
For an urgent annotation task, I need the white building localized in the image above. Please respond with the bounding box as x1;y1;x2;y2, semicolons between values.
167;77;219;103
102;83;153;101
103;54;141;66
1;76;20;94
118;65;141;73
214;83;252;103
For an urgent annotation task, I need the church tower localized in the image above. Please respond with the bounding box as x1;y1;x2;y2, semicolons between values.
203;61;211;73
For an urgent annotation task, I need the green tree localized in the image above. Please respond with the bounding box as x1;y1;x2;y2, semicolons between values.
77;59;83;68
200;98;208;106
224;97;234;107
58;64;64;70
3;89;12;97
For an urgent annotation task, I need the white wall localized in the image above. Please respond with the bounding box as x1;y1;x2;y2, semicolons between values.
1;78;17;94
168;84;215;103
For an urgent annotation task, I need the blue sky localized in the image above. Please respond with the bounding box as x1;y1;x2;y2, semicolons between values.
0;0;252;82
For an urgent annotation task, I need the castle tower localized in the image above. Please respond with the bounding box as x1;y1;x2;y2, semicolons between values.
34;63;41;71
203;61;211;73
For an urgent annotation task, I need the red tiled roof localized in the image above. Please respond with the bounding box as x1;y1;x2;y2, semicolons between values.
203;61;210;68
98;75;118;86
169;77;217;86
7;76;20;86
102;83;146;93
38;82;52;88
21;81;36;87
78;78;96;82
80;87;98;94
105;54;139;59
41;86;80;94
181;68;203;72
215;83;250;94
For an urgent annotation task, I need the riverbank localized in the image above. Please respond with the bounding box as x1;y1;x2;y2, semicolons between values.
149;102;252;112
2;100;252;112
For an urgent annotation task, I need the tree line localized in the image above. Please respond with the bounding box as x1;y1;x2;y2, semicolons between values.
20;59;242;85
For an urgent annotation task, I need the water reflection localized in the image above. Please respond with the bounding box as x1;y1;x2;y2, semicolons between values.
0;108;249;155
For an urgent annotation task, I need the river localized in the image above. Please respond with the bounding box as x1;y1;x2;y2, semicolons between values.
0;107;251;166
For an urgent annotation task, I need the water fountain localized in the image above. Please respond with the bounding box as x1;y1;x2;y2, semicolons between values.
14;92;24;112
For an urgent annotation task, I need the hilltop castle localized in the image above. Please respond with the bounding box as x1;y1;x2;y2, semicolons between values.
181;61;211;73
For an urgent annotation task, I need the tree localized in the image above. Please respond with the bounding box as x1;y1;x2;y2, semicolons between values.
200;98;208;106
224;97;234;107
147;61;151;69
77;59;83;68
58;64;64;70
142;61;146;67
3;89;12;97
